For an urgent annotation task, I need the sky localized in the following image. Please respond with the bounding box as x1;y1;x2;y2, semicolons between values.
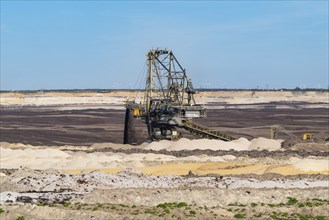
1;1;328;90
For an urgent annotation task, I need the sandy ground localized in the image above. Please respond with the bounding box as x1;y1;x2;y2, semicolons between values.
0;91;328;219
0;142;328;175
1;91;328;108
0;143;328;219
2;193;328;220
0;168;328;219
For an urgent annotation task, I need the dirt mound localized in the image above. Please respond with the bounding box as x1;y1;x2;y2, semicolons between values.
248;137;283;151
145;137;283;152
290;142;329;152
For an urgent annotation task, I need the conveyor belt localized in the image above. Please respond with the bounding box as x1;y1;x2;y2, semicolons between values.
182;120;236;141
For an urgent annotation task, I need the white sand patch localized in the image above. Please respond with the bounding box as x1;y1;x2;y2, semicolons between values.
1;142;91;151
0;147;70;158
145;138;249;151
293;159;329;172
144;137;282;152
1;147;239;170
288;157;301;164
221;155;237;160
179;155;226;163
232;137;251;146
248;137;283;151
169;138;250;151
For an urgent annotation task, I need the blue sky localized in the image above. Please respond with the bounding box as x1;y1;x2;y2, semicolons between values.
1;1;328;90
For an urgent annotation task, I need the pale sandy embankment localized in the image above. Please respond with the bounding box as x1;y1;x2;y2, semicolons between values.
1;138;328;176
1;91;328;108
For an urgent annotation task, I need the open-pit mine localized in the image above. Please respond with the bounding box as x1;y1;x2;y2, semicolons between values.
0;50;328;220
1;89;328;220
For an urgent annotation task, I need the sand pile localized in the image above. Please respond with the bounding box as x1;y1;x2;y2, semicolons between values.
91;142;148;150
169;138;250;151
0;147;237;170
145;137;283;151
248;137;283;151
1;147;328;175
7;148;69;158
144;140;173;151
145;138;249;151
0;142;91;151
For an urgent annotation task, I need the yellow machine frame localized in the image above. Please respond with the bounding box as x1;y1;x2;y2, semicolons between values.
302;133;313;140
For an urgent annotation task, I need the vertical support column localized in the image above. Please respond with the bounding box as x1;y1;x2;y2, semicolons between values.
123;108;130;144
145;50;153;140
167;51;173;99
270;126;277;139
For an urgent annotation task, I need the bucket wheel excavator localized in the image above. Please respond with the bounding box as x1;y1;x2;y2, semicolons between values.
124;48;236;144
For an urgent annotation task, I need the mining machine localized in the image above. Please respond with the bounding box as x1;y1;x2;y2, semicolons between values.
124;48;236;144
